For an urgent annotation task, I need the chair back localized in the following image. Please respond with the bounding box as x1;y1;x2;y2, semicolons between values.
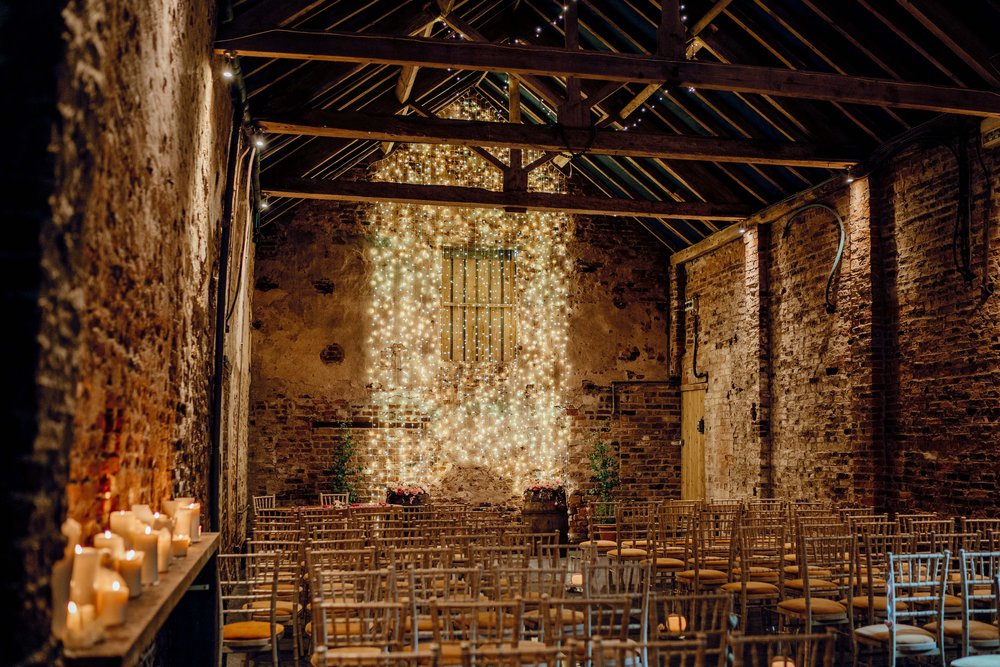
958;549;1000;657
649;591;732;667
594;636;706;667
319;492;349;506
885;550;950;658
729;630;836;667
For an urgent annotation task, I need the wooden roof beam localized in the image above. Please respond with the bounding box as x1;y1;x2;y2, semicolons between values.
263;177;752;221
215;31;1000;117
257;109;863;168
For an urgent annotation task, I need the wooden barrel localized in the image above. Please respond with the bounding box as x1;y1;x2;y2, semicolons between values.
522;493;569;543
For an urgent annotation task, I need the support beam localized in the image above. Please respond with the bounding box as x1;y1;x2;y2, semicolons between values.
256;110;865;168
395;22;435;103
215;31;1000;116
657;0;686;60
263;177;752;220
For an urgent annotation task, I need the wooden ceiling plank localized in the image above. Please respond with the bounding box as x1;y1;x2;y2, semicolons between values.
895;0;1000;89
264;177;752;220
854;0;965;86
256;109;863;168
215;31;1000;116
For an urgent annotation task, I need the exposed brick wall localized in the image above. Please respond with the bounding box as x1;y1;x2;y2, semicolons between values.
6;0;248;662
878;143;1000;516
248;176;674;511
674;136;999;513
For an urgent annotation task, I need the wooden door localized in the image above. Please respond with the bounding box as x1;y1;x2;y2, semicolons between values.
681;387;706;500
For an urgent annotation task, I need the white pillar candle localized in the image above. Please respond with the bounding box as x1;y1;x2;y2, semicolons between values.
187;503;202;543
174;508;193;540
109;511;135;549
93;531;125;560
69;546;101;606
161;499;179;517
66;601;81;633
175;496;194;506
116;550;143;597
131;504;155;526
156;528;172;573
63;601;101;648
171;534;190;558
132;526;159;585
96;570;129;627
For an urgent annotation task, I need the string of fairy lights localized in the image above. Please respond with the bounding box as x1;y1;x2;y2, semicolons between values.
365;96;572;498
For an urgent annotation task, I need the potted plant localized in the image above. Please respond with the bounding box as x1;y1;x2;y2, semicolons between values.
323;426;363;503
587;438;619;541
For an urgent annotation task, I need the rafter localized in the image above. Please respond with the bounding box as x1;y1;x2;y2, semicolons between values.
263;177;752;221
256;109;863;168
215;30;1000;117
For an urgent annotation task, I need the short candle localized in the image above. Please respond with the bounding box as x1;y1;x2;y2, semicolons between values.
116;550;143;597
171;534;190;557
665;613;687;633
132;526;159;585
93;530;125;560
770;657;795;667
96;578;129;627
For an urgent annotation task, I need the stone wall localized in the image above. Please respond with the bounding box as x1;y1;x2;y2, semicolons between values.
5;0;249;662
248;184;673;509
673;135;999;512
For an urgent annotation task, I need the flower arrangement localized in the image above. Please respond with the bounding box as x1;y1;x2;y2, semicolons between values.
386;483;427;506
523;478;567;508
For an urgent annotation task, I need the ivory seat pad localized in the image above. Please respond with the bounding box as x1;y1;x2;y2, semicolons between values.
952;656;1000;666
923;619;1000;643
579;540;617;550
777;597;846;618
607;548;648;559
720;580;779;594
855;623;937;650
305;619;364;637
223;620;284;641
621;539;650;548
524;607;586;624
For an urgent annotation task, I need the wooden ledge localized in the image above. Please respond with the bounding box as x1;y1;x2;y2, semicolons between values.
64;532;219;667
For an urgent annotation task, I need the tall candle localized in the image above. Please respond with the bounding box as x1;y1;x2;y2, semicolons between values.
116;550;143;597
174;508;193;540
187;503;202;543
64;601;101;649
69;546;101;606
110;511;135;549
93;531;125;560
161;499;179;517
132;526;158;585
96;571;129;626
156;528;172;573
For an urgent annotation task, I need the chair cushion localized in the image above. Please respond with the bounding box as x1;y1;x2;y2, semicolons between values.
607;547;648;559
223;620;284;641
783;578;838;591
244;599;295;620
923;619;1000;643
720;580;779;594
782;566;833;576
524;608;586;625
677;569;728;581
621;539;650;548
579;540;617;549
840;595;906;611
951;656;1000;666
777;597;847;619
640;557;685;569
305;619;364;637
855;623;937;651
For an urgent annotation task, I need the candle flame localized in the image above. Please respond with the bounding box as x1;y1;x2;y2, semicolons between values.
125;549;136;559
144;526;151;535
104;530;112;538
75;544;83;555
112;581;121;592
68;601;78;614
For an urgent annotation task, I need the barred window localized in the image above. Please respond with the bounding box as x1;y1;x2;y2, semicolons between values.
441;247;517;363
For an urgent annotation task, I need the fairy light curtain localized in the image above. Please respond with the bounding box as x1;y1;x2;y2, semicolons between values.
365;96;571;498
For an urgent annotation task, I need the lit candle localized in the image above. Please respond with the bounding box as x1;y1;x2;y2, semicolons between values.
66;601;81;633
116;550;143;597
93;530;125;560
171;534;190;558
109;511;135;548
64;601;101;648
51;518;80;639
96;572;129;627
69;546;101;606
665;613;687;634
161;499;179;517
131;526;159;585
156;528;171;573
770;657;795;667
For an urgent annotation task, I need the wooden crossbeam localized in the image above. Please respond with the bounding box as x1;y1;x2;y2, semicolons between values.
215;30;1000;117
263;177;752;220
256;110;864;168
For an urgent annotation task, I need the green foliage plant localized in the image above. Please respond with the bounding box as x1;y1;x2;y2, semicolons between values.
587;438;619;520
324;425;363;502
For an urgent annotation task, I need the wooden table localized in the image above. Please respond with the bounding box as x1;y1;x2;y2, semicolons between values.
64;532;219;667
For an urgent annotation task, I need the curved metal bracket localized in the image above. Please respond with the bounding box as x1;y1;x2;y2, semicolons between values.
783;203;846;314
